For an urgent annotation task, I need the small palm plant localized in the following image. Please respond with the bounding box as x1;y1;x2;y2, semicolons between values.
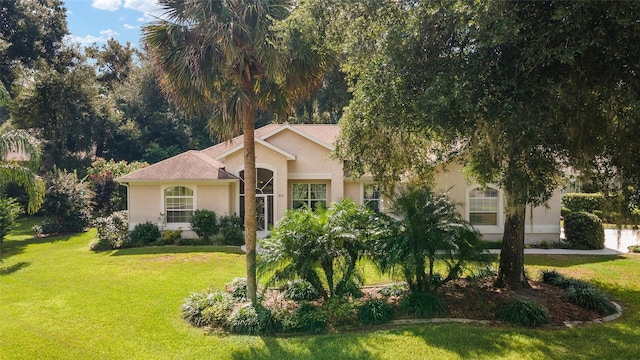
370;185;487;293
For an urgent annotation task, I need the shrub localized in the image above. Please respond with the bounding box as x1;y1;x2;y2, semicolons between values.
496;298;550;327
182;291;233;327
200;293;235;327
540;269;566;287
629;245;640;253
227;277;247;301
564;283;617;316
126;221;161;248
218;215;244;245
158;230;181;245
190;209;218;240
176;237;211;246
87;158;147;217
284;303;327;334
562;193;605;213
335;277;363;298
254;303;283;335
378;282;408;297
91;211;128;251
400;291;445;318
0;197;23;249
564;212;605;249
358;299;394;325
226;303;260;335
323;297;357;326
39;168;93;235
282;279;320;301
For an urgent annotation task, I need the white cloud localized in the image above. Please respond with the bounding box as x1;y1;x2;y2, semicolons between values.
65;34;107;46
123;24;138;30
92;0;122;12
124;0;161;14
100;29;120;38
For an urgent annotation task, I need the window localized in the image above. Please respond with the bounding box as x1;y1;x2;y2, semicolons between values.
164;186;194;223
292;183;327;209
364;184;382;212
468;187;498;226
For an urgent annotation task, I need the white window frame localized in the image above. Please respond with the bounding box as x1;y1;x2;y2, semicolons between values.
466;185;502;228
363;183;383;212
162;185;196;229
292;183;327;209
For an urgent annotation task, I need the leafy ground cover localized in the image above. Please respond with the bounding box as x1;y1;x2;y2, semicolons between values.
1;218;639;359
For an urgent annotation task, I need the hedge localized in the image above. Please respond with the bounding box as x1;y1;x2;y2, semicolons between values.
562;193;605;214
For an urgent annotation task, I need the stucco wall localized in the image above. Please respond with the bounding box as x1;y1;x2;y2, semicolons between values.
127;184;161;227
433;162;561;243
197;184;234;216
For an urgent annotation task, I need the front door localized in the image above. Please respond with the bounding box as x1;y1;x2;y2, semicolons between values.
256;195;267;231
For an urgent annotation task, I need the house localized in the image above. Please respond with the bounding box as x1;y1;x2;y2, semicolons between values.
117;123;561;242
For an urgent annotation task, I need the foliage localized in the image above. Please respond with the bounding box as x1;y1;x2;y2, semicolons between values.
378;282;408;297
226;303;260;335
564;284;617;316
323;297;357;327
495;299;550;328
159;230;181;246
281;279;320;301
0;130;46;213
369;185;486;293
400;292;445;319
189;209;218;240
564;212;605;249
90;211;128;251
540;270;566;287
126;221;160;248
283;303;327;334
201;297;234;328
0;197;22;255
562;193;605;214
227;278;248;302
38;168;93;235
254;303;284;335
86;158;147;217
358;299;394;325
182;291;233;328
217;215;244;246
259;198;379;299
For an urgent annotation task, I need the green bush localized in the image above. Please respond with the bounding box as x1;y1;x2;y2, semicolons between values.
400;291;444;318
39;168;93;235
254;303;283;335
540;269;566;287
358;299;394;325
227;277;247;301
284;303;327;334
218;215;244;245
182;291;232;327
495;298;550;327
564;283;617;316
91;211;128;251
323;297;357;326
126;221;161;247
562;193;605;213
561;207;571;217
176;237;211;246
378;282;408;297
226;303;260;335
158;230;181;245
564;211;605;249
190;209;218;240
0;197;23;249
282;279;320;301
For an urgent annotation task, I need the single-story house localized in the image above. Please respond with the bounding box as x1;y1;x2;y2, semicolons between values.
117;123;561;242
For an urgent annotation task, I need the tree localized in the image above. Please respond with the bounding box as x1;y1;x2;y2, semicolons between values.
0;129;45;213
143;0;331;303
332;0;640;289
85;38;137;88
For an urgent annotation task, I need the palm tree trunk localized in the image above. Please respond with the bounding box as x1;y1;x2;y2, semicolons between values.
242;98;258;304
494;188;530;289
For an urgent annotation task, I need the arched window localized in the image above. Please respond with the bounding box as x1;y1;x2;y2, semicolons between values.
164;186;194;223
468;187;499;226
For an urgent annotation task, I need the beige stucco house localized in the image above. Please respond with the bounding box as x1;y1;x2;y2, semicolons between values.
117;123;561;242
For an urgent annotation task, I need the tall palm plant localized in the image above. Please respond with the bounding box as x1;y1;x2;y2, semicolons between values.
143;0;331;302
0;129;45;214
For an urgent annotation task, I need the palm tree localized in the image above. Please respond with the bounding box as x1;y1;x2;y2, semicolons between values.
143;0;330;302
0;129;46;214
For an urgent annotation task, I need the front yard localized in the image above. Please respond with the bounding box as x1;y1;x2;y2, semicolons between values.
1;218;639;359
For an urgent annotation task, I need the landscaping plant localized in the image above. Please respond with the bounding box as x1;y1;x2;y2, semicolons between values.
495;298;550;327
358;299;394;325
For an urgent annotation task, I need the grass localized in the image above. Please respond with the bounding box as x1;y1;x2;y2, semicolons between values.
1;218;639;360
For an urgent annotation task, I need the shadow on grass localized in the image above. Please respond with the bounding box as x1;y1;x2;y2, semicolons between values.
525;254;628;267
0;261;30;276
110;245;245;257
2;232;77;262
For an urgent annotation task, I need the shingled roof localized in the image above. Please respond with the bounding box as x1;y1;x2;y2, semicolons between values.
117;150;237;182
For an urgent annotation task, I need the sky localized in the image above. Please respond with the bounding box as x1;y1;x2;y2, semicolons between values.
64;0;163;48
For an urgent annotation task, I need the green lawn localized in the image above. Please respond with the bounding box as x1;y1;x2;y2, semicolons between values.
1;218;639;360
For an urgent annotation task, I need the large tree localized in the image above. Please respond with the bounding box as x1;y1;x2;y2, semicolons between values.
143;0;331;302
333;0;640;289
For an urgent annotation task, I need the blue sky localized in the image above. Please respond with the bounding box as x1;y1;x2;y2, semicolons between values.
64;0;163;48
